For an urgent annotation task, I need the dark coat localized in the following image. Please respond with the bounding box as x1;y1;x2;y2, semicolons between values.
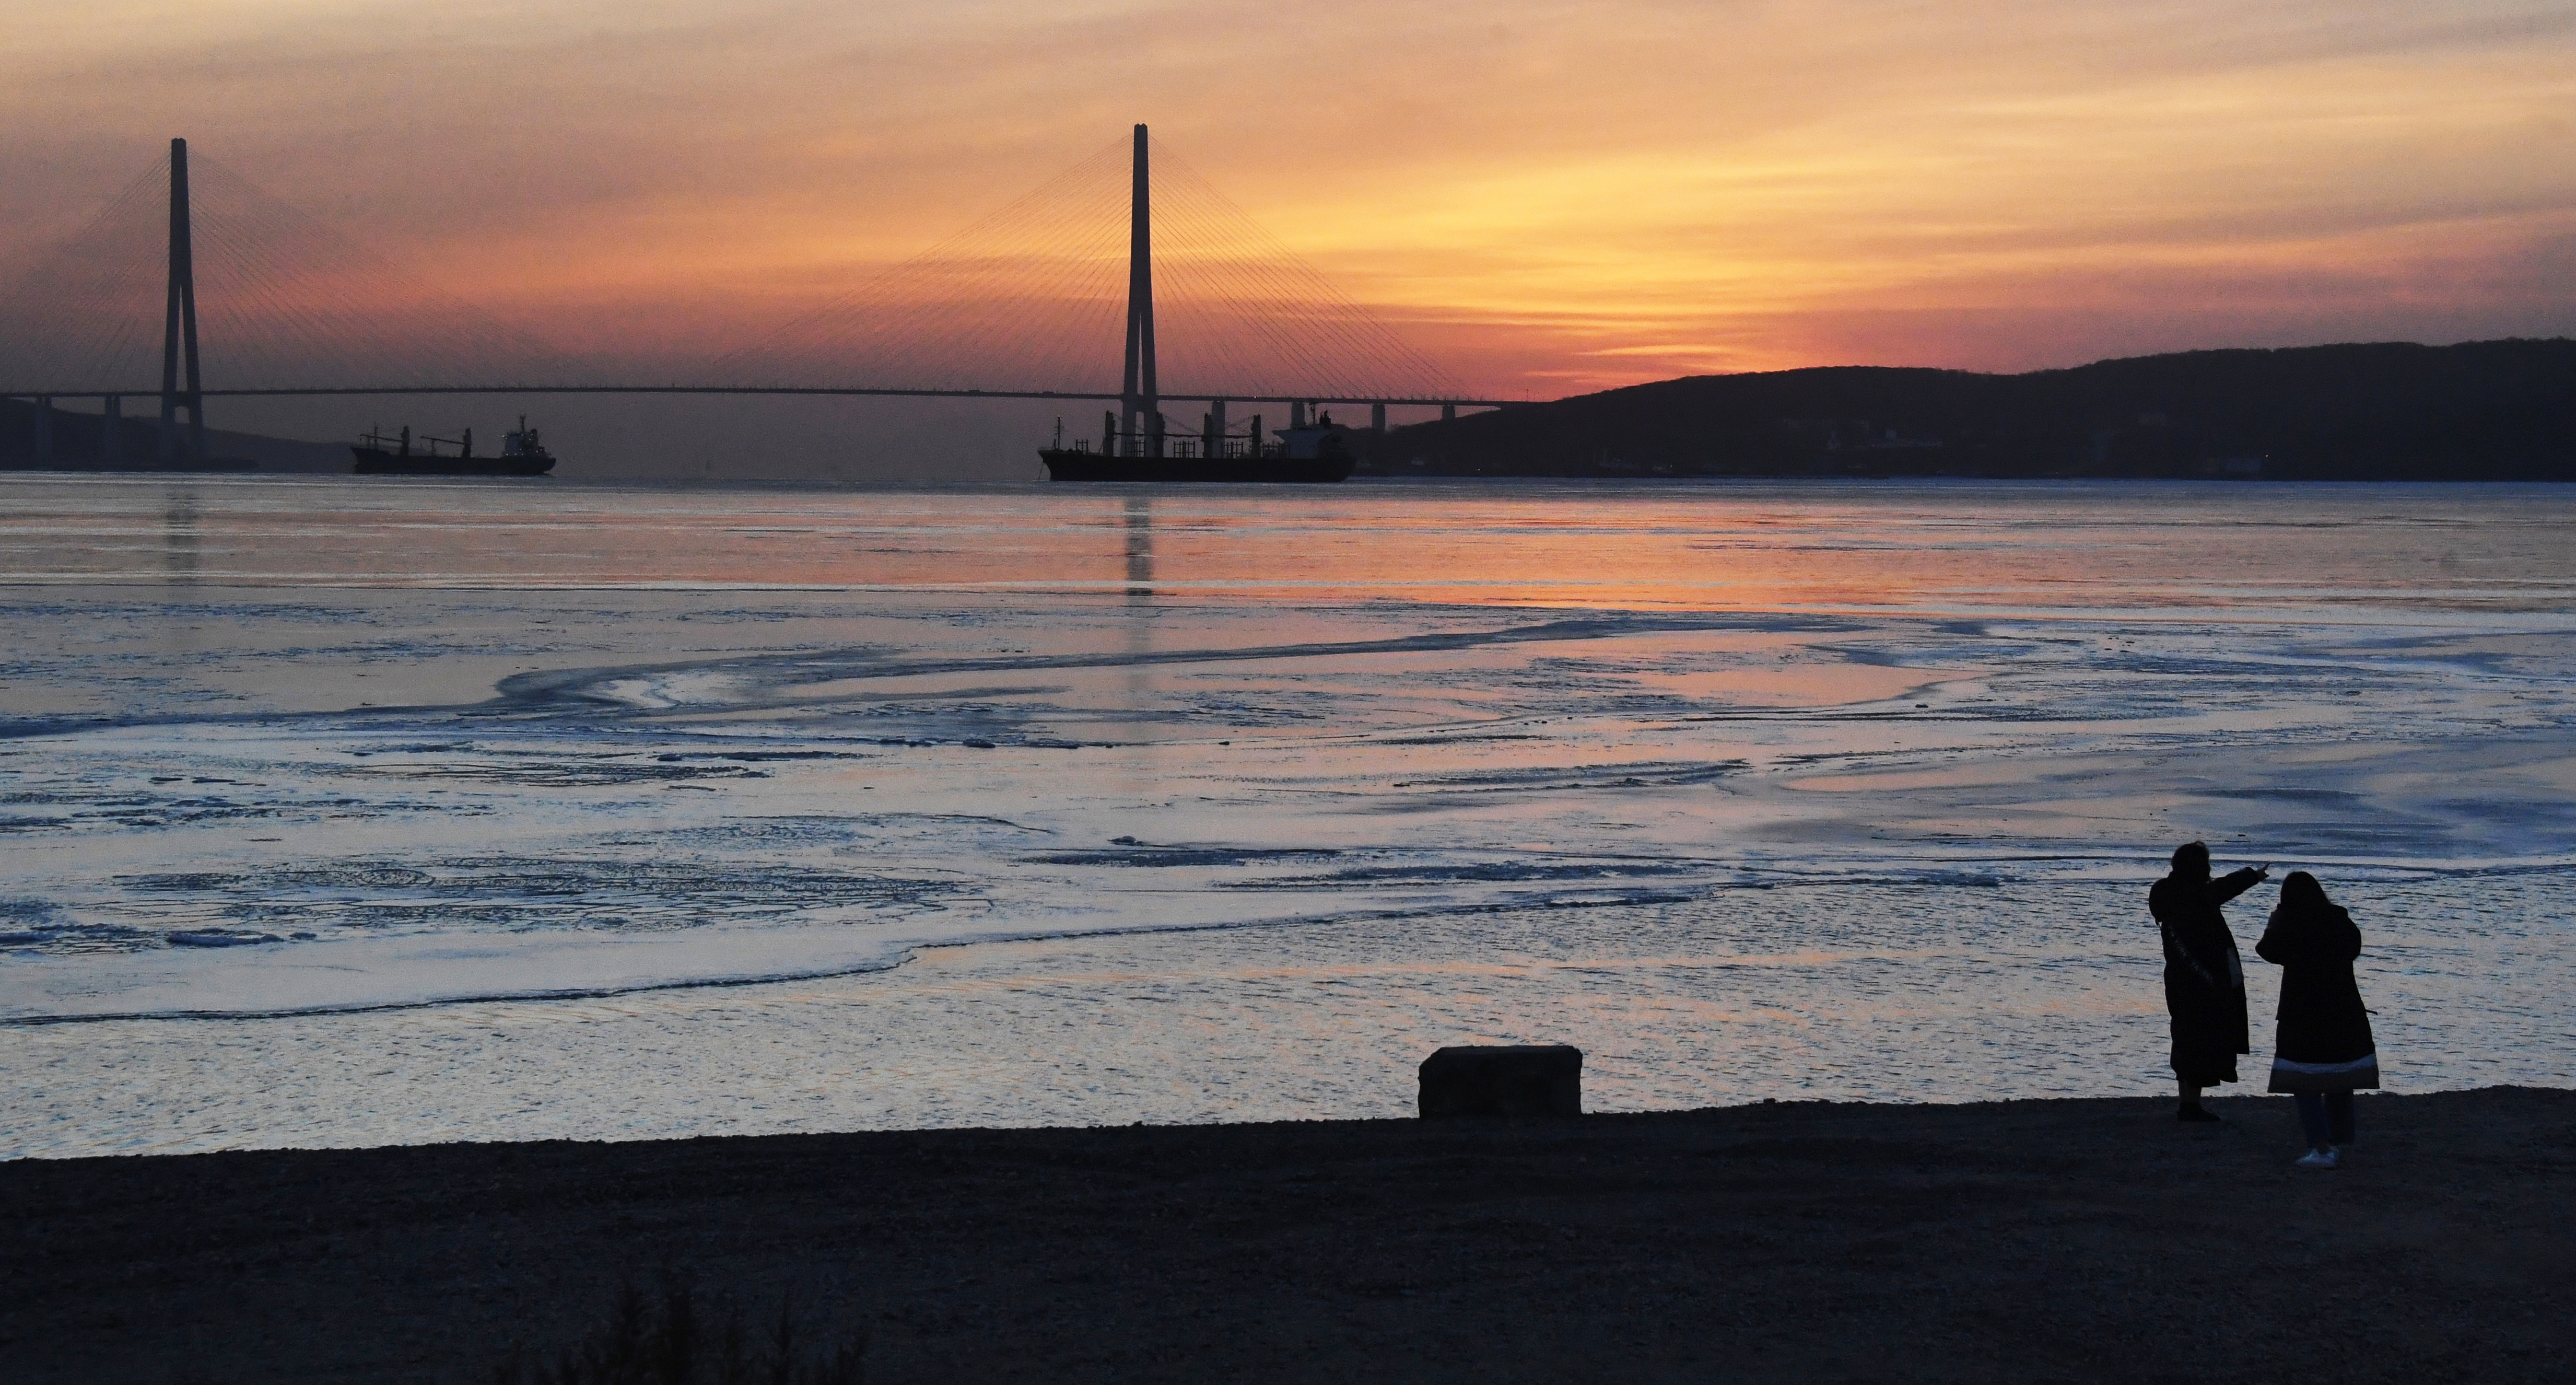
2149;866;2261;1085
2254;902;2376;1065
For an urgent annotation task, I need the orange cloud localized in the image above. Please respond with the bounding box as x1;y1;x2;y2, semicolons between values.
4;0;2572;408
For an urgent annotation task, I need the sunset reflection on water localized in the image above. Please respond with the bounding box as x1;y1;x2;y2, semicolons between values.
8;477;2571;615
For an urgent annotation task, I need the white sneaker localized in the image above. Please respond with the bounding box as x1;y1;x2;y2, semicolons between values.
2295;1148;2339;1169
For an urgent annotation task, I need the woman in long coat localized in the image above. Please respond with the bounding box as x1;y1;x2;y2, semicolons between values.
2255;871;2379;1169
2148;841;2267;1121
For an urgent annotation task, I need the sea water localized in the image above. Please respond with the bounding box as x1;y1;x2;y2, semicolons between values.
2;475;2570;1156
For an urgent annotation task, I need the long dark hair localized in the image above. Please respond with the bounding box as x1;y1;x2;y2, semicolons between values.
2276;870;2331;915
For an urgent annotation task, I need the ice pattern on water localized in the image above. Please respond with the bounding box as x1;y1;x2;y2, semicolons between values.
1;478;2573;1153
97;854;958;946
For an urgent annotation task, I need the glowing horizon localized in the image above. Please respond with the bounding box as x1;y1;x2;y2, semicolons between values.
5;1;2572;400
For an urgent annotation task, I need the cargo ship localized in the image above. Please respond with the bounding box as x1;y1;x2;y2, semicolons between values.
1039;410;1355;483
353;417;555;476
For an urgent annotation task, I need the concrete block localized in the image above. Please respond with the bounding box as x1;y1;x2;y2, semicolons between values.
1418;1044;1582;1118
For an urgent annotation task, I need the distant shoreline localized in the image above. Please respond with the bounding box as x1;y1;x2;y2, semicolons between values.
7;466;2574;490
1372;339;2576;483
14;340;2571;485
6;1087;2570;1381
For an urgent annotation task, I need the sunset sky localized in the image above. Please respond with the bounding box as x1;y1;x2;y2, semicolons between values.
7;0;2575;403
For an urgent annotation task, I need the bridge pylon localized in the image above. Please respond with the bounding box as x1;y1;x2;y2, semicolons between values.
1118;123;1158;457
158;137;205;461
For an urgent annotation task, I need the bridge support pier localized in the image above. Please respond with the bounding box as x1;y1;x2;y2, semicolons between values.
102;395;120;463
34;397;51;466
1441;403;1456;422
1205;399;1226;457
1290;400;1307;429
1371;402;1386;433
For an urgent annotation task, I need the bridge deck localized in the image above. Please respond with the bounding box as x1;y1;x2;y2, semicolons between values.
2;386;1518;407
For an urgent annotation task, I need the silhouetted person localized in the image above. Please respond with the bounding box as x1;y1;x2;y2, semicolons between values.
2149;841;2267;1121
2255;871;2379;1169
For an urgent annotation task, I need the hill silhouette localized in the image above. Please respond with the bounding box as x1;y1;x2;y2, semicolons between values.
1373;340;2576;481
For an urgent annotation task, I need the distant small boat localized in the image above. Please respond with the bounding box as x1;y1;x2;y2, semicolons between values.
353;416;554;476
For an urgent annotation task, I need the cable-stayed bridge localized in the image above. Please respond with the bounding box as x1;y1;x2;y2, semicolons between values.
1;127;1507;465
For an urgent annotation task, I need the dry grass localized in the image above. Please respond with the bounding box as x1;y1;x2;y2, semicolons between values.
490;1276;864;1385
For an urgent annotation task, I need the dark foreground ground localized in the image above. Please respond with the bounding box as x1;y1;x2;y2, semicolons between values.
4;1088;2572;1383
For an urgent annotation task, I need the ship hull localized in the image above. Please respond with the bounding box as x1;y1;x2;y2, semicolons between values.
352;447;553;476
1038;449;1351;483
